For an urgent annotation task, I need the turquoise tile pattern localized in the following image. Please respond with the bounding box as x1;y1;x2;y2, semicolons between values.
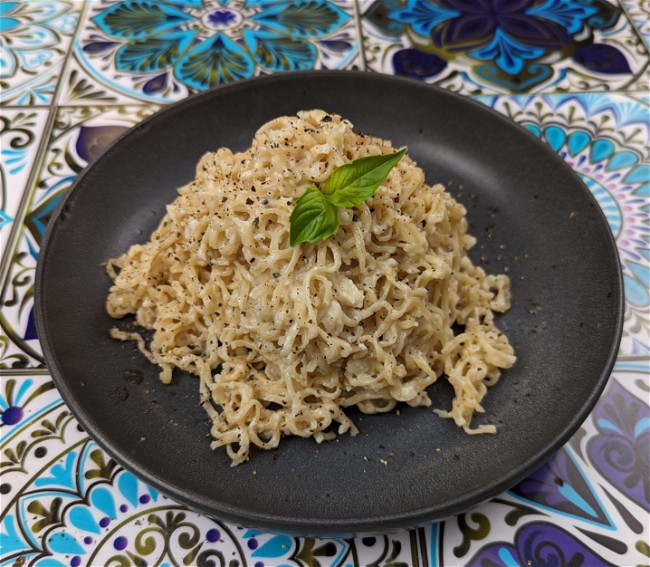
1;1;648;565
0;1;81;105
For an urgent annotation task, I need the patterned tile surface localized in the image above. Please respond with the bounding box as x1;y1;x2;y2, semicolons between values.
1;1;649;565
622;0;650;48
360;0;650;94
0;1;81;105
1;105;158;369
1;362;648;565
58;0;362;105
0;108;50;262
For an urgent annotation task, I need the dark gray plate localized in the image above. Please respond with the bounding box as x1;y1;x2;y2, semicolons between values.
35;71;623;535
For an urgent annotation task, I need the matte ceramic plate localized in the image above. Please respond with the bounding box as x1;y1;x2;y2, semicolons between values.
36;71;623;535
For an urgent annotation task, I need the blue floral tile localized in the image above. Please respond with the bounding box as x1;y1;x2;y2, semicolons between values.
360;0;650;94
0;105;158;369
0;374;65;504
0;1;80;105
482;93;650;356
0;109;50;266
58;0;362;105
0;376;419;567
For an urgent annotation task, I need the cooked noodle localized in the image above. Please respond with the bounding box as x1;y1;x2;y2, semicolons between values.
106;110;516;465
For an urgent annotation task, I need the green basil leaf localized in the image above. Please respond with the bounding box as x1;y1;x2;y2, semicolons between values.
323;147;406;207
289;185;340;246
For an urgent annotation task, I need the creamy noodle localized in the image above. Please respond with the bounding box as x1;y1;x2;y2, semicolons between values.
106;110;516;466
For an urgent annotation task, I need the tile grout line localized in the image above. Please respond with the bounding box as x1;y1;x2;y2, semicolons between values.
51;0;89;107
0;107;57;295
617;0;650;55
408;528;421;566
418;526;430;567
1;368;50;377
0;0;89;288
352;0;368;71
616;0;650;91
0;1;92;372
616;355;650;363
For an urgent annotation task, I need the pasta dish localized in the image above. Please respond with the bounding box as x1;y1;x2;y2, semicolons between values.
105;110;516;465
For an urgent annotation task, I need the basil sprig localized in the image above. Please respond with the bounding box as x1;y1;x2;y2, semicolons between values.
288;186;339;246
289;147;406;246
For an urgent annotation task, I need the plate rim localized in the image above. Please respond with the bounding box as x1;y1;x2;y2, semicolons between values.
35;70;624;534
